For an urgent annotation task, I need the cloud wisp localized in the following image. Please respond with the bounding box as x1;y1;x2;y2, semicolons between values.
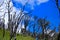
12;0;49;9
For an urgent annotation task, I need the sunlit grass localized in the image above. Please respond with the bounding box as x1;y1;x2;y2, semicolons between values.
0;29;35;40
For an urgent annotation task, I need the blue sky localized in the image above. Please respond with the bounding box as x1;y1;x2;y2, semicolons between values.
12;0;60;32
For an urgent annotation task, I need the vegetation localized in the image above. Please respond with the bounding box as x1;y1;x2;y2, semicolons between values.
0;0;60;40
0;29;35;40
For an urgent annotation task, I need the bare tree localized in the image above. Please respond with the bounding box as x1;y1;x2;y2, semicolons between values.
33;16;38;37
5;0;15;40
11;1;33;40
2;14;5;37
37;18;50;40
0;0;6;38
0;0;33;40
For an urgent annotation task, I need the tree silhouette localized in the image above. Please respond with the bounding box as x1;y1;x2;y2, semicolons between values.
37;18;50;40
33;16;38;37
24;17;29;34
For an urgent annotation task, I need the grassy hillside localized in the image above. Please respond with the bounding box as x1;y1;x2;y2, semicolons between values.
0;29;35;40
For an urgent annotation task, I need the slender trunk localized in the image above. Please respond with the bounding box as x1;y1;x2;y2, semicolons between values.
57;33;60;40
10;14;13;40
7;1;13;40
13;24;18;40
10;22;13;40
33;24;35;37
42;26;45;39
24;20;29;33
3;23;5;37
8;0;10;30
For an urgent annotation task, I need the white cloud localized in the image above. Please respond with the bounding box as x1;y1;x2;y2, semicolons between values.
14;0;28;5
0;0;4;6
14;0;49;9
37;0;49;5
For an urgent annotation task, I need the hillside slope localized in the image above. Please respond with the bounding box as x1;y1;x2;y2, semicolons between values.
0;29;35;40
